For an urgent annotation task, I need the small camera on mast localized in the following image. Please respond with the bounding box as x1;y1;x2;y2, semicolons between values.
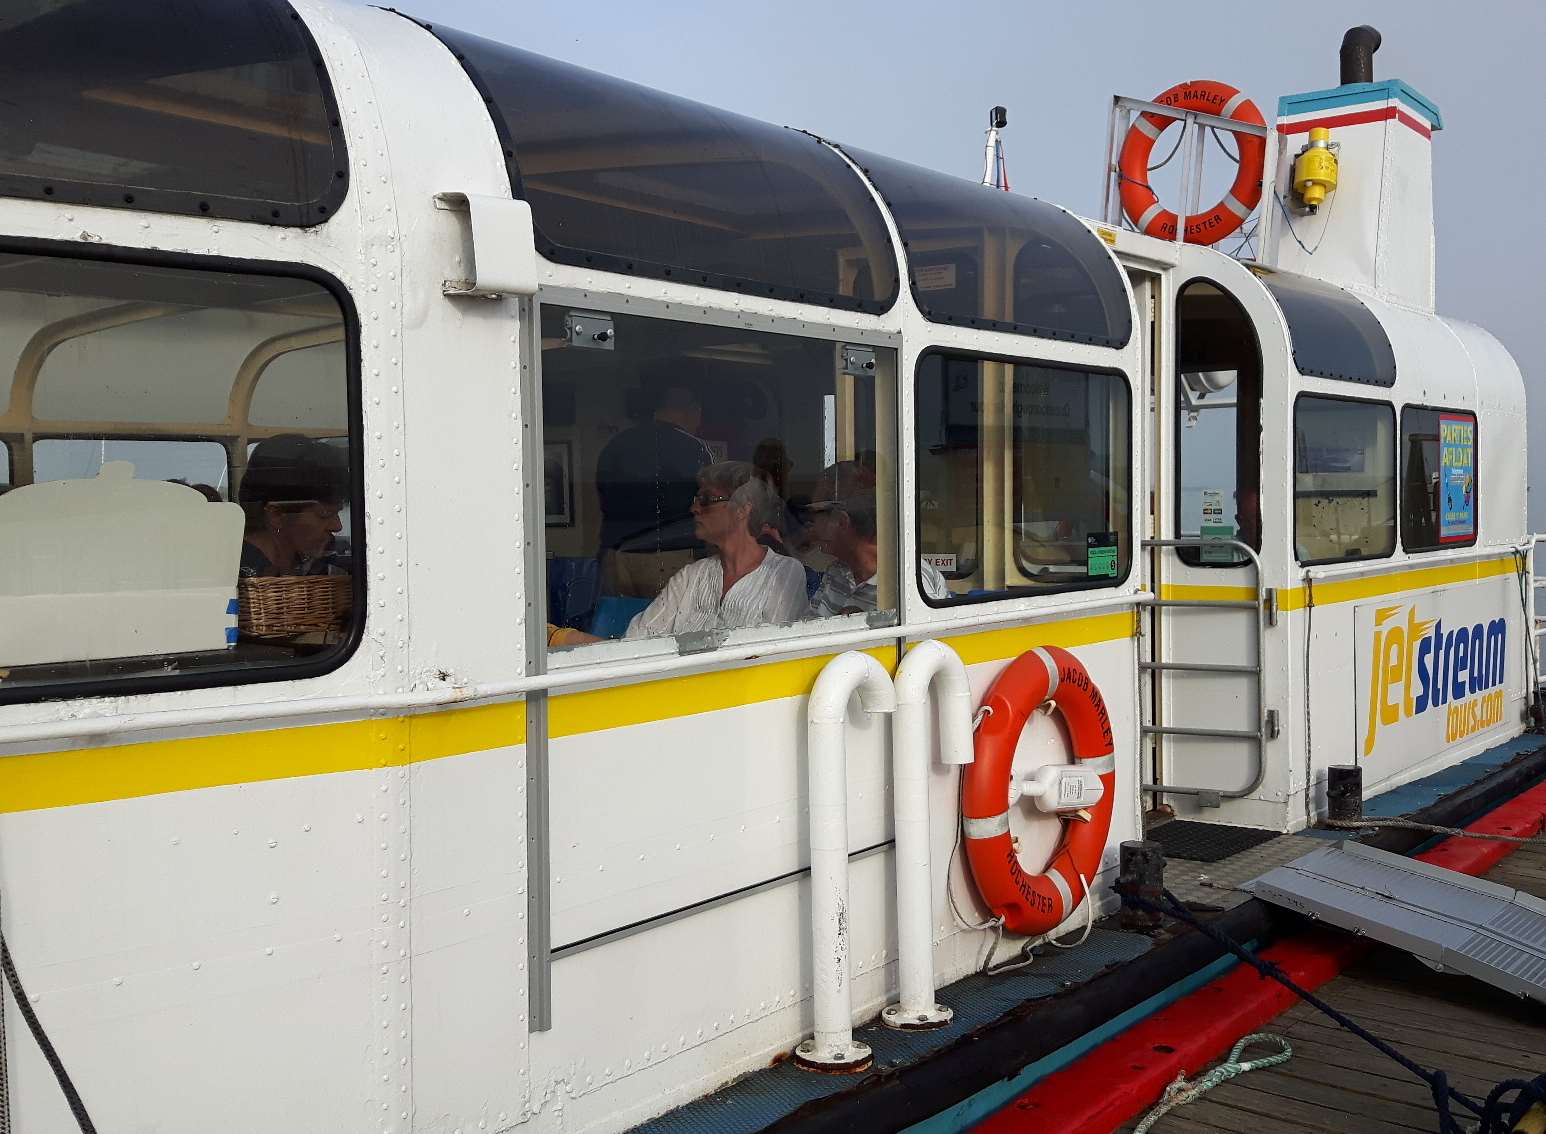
989;105;1008;129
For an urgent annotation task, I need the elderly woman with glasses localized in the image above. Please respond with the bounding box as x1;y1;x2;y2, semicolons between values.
623;460;807;640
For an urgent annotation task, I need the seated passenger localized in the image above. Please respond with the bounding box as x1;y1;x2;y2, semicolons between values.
238;434;348;578
806;461;947;617
595;381;712;598
625;461;807;639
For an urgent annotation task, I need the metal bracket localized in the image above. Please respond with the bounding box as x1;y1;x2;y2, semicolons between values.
677;629;728;655
1266;709;1281;740
841;345;877;377
1264;586;1279;627
563;310;615;350
433;192;539;298
865;608;898;630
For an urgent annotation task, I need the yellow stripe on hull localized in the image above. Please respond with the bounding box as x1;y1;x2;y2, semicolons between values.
1159;554;1519;610
0;608;1139;813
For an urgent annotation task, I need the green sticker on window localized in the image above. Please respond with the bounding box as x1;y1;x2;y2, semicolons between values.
1086;531;1118;579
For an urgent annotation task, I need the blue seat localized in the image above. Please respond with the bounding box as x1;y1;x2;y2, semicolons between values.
589;595;649;638
548;556;601;629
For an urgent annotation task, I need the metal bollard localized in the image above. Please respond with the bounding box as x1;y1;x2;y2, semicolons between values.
1326;765;1363;824
1118;840;1165;932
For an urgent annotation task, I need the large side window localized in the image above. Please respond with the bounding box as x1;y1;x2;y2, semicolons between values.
1293;396;1395;564
916;352;1131;604
1402;406;1477;551
540;307;896;655
1174;281;1262;566
0;249;359;701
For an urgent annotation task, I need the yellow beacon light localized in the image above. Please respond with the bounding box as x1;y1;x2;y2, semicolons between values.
1293;126;1339;212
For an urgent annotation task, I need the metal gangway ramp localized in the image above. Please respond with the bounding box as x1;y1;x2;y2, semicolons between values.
1246;841;1546;1003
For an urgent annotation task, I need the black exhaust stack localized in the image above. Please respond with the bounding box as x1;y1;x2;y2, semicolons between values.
1340;25;1382;85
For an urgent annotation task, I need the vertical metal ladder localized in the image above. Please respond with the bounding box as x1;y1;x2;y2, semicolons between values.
1140;537;1279;808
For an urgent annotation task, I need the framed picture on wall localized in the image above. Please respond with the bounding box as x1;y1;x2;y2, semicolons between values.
544;440;573;527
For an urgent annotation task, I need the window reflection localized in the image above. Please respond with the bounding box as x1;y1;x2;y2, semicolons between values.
541;307;896;651
0;0;347;224
1174;281;1262;566
431;25;898;312
0;253;357;696
916;353;1131;604
1294;396;1396;563
841;146;1131;347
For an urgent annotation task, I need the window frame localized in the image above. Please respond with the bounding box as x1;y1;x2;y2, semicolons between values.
1292;390;1397;568
416;19;899;315
1259;271;1397;388
1172;276;1265;569
0;0;351;227
0;235;364;707
913;346;1135;609
1400;403;1479;554
533;294;903;666
841;144;1132;348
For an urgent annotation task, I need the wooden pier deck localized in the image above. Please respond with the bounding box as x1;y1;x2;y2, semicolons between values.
1120;842;1546;1133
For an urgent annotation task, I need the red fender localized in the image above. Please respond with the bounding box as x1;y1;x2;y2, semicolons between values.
962;646;1115;937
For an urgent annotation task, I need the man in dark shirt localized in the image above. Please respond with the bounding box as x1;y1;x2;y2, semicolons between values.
595;383;712;596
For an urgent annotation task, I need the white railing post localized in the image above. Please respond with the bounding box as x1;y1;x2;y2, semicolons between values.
795;651;895;1073
883;640;973;1031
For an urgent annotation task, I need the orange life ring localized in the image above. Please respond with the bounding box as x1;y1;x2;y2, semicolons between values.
962;646;1115;937
1118;79;1265;246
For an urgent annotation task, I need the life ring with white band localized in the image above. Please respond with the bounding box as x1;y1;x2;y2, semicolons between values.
1118;79;1265;246
961;646;1115;937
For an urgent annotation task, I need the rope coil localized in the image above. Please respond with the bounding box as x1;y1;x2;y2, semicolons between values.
1133;1032;1292;1133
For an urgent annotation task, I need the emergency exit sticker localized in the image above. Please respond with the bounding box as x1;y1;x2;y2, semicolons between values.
914;263;958;292
1086;531;1118;578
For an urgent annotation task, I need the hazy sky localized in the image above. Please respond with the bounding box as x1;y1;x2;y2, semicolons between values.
395;0;1546;526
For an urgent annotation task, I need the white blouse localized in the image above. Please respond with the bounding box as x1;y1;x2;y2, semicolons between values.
625;549;808;639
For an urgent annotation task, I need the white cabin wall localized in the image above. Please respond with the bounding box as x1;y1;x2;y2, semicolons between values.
307;2;538;1130
531;630;1138;1134
1448;319;1529;549
0;768;399;1134
0;0;442;1126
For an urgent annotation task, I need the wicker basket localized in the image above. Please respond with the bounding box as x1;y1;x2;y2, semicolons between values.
238;575;352;638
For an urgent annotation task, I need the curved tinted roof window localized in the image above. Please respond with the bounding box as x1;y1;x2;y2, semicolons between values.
839;146;1130;348
426;25;897;313
1259;271;1395;387
0;0;347;226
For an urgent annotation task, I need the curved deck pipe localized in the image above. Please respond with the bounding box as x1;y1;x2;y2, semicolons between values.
796;641;977;1070
795;650;895;1073
883;640;974;1031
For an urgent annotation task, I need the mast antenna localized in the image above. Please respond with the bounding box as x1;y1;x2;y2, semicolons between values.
981;105;1010;190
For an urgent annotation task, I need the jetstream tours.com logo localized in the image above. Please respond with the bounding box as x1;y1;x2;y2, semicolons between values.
1363;603;1506;756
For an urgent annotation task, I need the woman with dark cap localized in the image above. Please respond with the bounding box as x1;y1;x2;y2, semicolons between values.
238;434;348;578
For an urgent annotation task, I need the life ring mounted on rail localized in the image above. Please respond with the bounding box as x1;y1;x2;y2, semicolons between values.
961;646;1115;937
1118;79;1266;246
